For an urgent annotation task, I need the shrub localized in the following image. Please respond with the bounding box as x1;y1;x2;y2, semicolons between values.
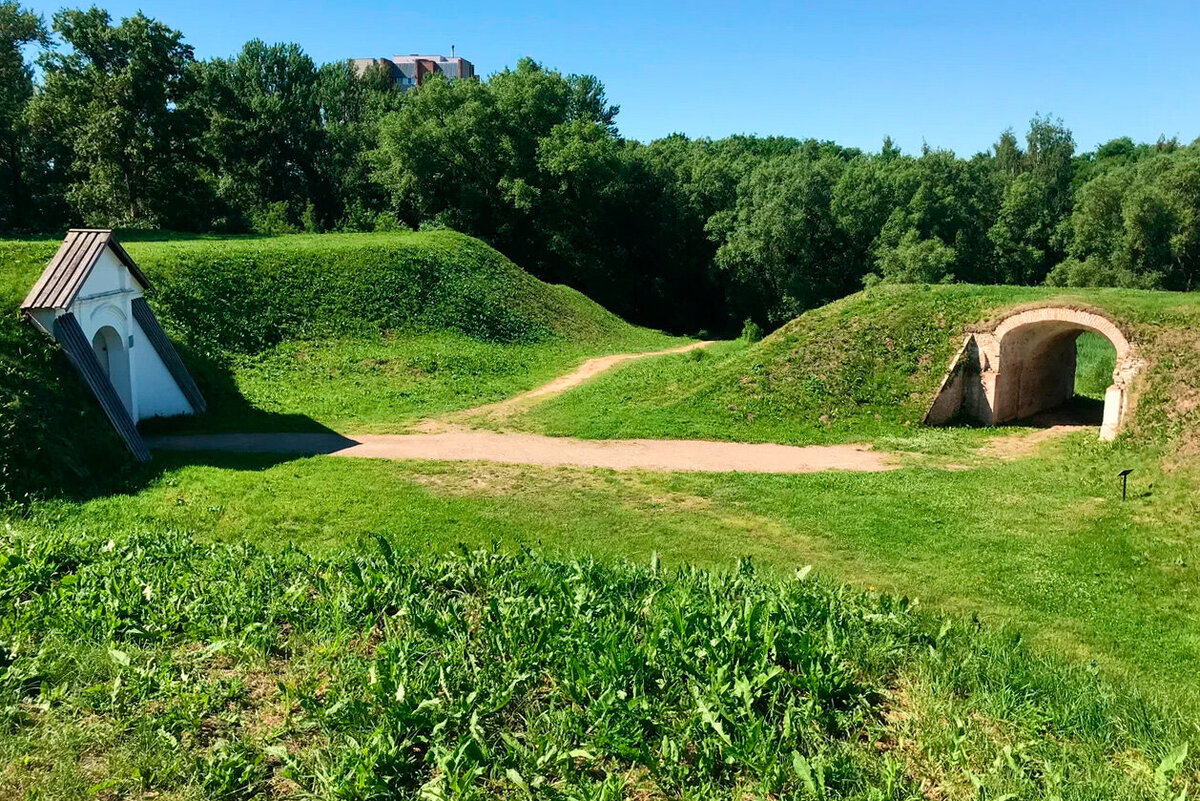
740;317;763;342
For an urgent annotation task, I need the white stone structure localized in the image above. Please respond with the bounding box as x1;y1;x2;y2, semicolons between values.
22;229;205;460
924;306;1143;441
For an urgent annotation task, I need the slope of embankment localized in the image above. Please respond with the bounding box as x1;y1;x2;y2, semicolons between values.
0;231;675;500
513;283;1200;448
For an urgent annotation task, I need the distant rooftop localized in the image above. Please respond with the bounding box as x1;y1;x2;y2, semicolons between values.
351;53;475;89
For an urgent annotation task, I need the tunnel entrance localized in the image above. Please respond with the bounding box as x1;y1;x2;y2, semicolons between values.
924;307;1142;440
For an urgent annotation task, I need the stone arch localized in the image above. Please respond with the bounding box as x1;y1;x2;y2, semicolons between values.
924;306;1143;440
92;325;133;415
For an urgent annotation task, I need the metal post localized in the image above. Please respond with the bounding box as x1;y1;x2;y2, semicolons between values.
1118;468;1132;501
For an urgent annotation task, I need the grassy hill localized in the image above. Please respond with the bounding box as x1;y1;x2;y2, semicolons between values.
0;232;680;501
503;284;1200;450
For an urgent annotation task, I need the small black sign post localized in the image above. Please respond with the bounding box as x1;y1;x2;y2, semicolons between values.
1118;468;1133;501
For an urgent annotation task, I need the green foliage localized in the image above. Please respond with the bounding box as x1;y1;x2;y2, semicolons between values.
29;7;209;229
876;229;956;284
1054;146;1200;290
740;317;763;342
714;151;857;326
250;200;299;235
3;8;1200;333
0;2;49;232
0;522;1192;799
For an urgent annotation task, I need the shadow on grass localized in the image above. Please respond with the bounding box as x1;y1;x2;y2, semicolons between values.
18;343;346;507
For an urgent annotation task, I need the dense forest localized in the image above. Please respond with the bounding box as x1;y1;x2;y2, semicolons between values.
2;3;1198;334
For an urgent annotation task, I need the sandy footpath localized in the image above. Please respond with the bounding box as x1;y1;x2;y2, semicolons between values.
149;340;896;474
470;340;715;418
147;430;893;474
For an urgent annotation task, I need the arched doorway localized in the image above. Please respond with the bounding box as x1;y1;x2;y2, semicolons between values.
92;325;133;415
924;307;1142;440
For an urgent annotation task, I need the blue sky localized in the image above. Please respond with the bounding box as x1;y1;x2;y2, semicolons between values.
21;0;1200;155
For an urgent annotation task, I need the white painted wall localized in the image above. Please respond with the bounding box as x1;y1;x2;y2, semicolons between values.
129;315;194;420
47;246;196;422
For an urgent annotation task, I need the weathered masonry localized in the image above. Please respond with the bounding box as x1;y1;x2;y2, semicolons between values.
21;229;206;461
924;306;1143;441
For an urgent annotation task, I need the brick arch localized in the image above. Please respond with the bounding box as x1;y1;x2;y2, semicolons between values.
986;307;1132;365
924;306;1143;440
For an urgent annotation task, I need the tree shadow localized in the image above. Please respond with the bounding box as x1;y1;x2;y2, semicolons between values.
30;343;349;506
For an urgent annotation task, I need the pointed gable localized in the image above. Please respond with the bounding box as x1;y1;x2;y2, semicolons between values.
21;229;151;312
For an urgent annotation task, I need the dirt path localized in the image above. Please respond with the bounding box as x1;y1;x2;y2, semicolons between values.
147;430;894;474
149;340;896;474
465;340;715;420
983;424;1092;460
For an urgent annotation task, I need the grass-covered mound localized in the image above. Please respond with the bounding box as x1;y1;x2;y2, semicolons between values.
0;232;679;500
132;232;653;354
507;284;1200;448
0;524;1193;800
0;243;129;503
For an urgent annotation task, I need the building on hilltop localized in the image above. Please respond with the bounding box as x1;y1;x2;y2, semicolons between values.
351;52;475;90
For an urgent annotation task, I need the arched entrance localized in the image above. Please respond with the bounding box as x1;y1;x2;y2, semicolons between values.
924;307;1143;440
92;325;133;415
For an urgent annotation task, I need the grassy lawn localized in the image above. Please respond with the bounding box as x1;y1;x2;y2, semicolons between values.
147;331;684;435
27;427;1200;712
4;519;1192;800
0;232;682;495
6;233;1200;797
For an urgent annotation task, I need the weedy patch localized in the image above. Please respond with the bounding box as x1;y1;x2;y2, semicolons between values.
0;526;1195;800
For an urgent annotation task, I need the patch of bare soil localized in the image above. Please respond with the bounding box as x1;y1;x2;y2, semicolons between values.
151;429;894;474
982;425;1088;460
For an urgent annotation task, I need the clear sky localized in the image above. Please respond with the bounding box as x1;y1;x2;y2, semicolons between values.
21;0;1200;156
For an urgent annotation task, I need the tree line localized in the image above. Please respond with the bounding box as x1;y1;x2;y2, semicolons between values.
3;3;1199;334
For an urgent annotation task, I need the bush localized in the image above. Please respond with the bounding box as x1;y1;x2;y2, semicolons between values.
740;317;763;342
251;201;299;235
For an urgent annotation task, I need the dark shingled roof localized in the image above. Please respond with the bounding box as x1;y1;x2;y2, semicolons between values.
21;229;151;312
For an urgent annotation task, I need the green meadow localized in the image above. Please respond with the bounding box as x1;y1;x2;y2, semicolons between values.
2;233;1199;799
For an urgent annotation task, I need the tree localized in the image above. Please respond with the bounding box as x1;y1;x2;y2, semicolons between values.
0;1;47;231
713;152;853;326
196;40;329;230
316;59;405;229
873;149;996;284
1052;147;1200;290
30;8;207;228
989;172;1055;284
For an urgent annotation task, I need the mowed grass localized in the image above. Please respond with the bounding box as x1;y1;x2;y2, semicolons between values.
0;232;682;494
28;426;1200;712
6;233;1200;797
119;233;685;432
151;332;680;434
1075;331;1118;399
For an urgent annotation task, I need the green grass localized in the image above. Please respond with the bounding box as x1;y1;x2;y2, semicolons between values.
7;235;1200;798
23;426;1200;709
0;232;681;496
1075;331;1118;399
1;520;1195;800
492;284;1200;449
